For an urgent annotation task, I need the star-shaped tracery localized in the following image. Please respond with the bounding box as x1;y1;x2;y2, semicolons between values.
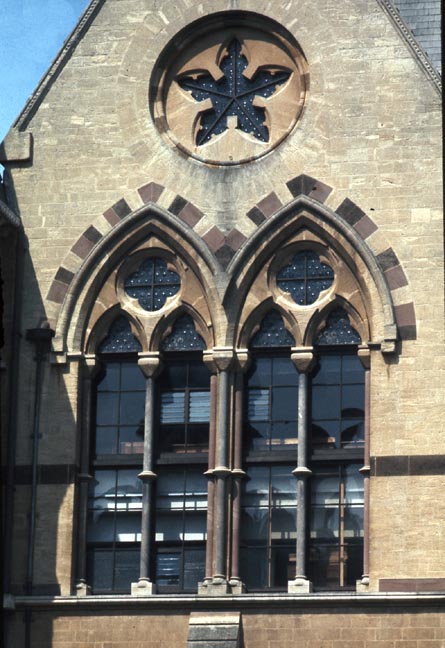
177;39;291;146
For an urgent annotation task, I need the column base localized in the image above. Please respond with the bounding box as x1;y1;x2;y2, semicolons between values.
198;576;231;596
75;581;91;597
356;576;370;593
288;577;313;593
131;579;156;596
228;578;246;594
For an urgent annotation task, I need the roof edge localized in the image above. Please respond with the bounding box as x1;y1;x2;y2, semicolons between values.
14;0;106;132
376;0;442;95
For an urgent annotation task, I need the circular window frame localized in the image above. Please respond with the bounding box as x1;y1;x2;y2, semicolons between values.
149;11;309;166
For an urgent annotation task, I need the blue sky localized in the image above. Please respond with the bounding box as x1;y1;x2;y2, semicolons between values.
0;0;91;142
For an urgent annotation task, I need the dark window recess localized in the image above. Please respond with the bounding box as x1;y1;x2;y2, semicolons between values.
99;317;142;354
277;251;334;306
124;257;180;311
251;311;295;348
162;314;206;351
87;468;142;592
245;356;299;453
311;355;365;450
240;465;296;590
309;463;364;589
155;468;207;591
95;362;145;455
158;358;210;455
177;38;290;145
315;308;361;345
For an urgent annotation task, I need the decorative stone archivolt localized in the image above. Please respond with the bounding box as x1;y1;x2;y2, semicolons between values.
150;13;308;165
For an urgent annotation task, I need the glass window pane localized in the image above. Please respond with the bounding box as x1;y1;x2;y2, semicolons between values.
341;421;364;447
87;511;115;542
118;426;144;454
187;424;209;449
113;549;139;590
312;475;339;505
161;392;185;423
271;546;295;587
310;508;339;540
248;389;269;421
189;363;210;388
244;422;269;452
97;364;120;392
116;512;141;542
159;425;185;453
88;548;113;590
90;470;116;508
240;547;268;590
121;363;146;391
272;357;298;385
189;391;210;422
243;467;269;505
183;547;206;589
271;386;297;421
344;541;363;585
183;512;207;540
156;552;180;586
312;421;340;447
312;385;341;419
247;357;271;387
271;507;296;540
342;355;364;384
96;426;118;454
241;508;269;540
270;467;296;505
96;393;119;426
344;507;364;538
270;421;297;447
342;384;364;418
156;511;183;541
161;363;187;388
120;392;145;425
310;544;340;588
344;466;364;504
312;356;341;385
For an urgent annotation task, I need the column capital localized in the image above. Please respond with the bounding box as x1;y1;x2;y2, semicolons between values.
292;466;312;478
138;470;157;481
204;347;236;372
358;345;371;370
138;352;163;378
82;354;101;379
290;347;316;373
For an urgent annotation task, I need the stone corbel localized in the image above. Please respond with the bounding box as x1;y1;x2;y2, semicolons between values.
290;346;316;373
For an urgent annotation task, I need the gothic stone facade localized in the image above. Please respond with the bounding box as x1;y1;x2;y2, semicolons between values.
1;0;443;647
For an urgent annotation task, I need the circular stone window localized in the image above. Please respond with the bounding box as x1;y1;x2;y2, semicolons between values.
150;12;308;166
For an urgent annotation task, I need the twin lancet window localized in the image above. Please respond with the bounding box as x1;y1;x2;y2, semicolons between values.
85;250;366;594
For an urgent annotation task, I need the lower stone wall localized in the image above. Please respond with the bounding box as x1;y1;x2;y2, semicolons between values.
6;606;445;648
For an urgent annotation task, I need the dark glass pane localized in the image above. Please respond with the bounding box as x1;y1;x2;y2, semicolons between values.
306;278;333;304
341;421;364;447
341;384;364;417
118;425;144;454
310;544;340;588
159;425;185;453
114;549;139;590
156;512;183;542
161;363;187;388
310;508;340;540
311;421;339;447
187;424;209;449
156;552;180;586
96;393;119;426
87;511;114;542
247;389;269;420
344;541;363;585
241;508;269;541
247;357;271;387
342;355;365;383
271;467;296;505
272;357;298;385
271;386;297;421
247;422;269;450
242;467;269;504
160;392;185;424
95;426;118;454
119;392;145;426
183;547;206;589
97;363;120;392
183;512;207;541
277;251;334;306
121;363;146;391
162;315;206;351
250;311;295;347
117;470;142;499
344;507;364;538
115;513;141;543
344;466;364;504
240;547;268;590
312;355;341;385
189;362;211;387
312;385;341;419
271;507;296;540
271;546;295;587
88;548;113;590
270;421;297;447
99;317;141;353
90;470;116;507
311;475;339;506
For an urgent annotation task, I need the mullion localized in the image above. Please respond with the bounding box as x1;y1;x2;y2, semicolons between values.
111;469;119;590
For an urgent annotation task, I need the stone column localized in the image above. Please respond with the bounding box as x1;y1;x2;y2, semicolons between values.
75;355;99;597
202;365;218;587
199;348;234;595
229;349;249;594
131;353;162;597
357;347;371;592
288;348;315;593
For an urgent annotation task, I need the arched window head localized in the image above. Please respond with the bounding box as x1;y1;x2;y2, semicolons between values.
161;315;206;351
277;250;334;306
124;257;180;311
315;308;361;346
98;316;142;354
250;311;295;348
